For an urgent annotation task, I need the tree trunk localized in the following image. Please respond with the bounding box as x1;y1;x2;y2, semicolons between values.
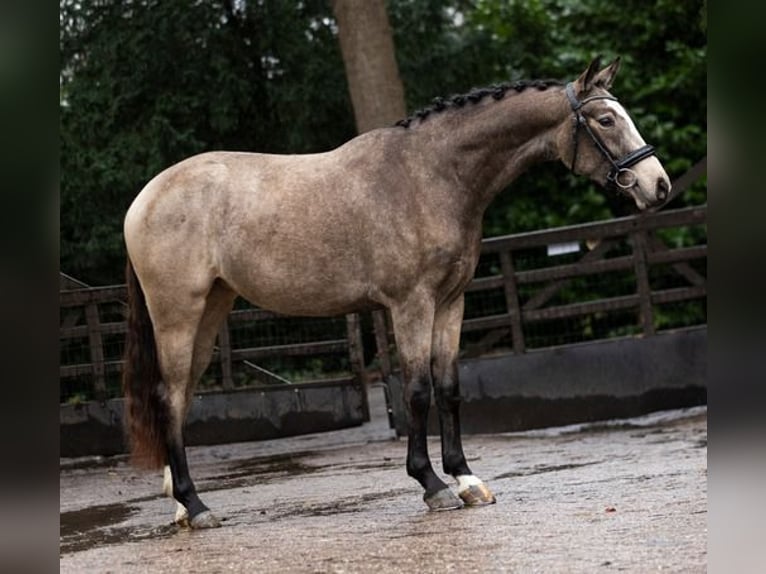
331;0;407;133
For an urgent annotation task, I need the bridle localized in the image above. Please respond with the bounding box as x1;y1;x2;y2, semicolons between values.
565;82;656;190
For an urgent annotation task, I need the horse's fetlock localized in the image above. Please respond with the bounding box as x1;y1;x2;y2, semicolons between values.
443;453;470;477
406;453;431;479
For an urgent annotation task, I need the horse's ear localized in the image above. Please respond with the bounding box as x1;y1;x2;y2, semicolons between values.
573;55;603;94
593;57;621;90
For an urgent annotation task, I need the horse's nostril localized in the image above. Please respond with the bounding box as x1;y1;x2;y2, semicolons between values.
656;179;669;202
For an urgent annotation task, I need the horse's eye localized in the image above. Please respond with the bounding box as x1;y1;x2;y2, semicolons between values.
597;116;615;127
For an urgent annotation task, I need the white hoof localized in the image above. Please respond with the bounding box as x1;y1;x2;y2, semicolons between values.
455;475;496;506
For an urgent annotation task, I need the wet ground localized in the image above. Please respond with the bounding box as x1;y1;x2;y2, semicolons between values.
60;389;707;573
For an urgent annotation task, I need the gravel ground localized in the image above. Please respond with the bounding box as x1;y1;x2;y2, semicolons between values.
60;393;707;573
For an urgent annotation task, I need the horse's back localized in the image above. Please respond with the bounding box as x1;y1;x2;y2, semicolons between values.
124;137;419;315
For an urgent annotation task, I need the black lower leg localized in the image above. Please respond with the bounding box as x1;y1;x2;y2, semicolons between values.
434;372;472;477
406;376;448;497
167;439;210;520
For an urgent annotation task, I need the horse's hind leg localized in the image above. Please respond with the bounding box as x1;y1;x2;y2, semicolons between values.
160;281;238;528
431;296;495;506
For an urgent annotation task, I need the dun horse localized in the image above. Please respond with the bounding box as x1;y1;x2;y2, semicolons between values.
123;57;670;528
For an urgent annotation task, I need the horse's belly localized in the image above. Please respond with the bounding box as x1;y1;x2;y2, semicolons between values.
221;259;375;317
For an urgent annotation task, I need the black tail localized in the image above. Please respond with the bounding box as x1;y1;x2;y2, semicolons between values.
122;259;168;469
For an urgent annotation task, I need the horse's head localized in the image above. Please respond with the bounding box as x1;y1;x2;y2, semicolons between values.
556;56;671;211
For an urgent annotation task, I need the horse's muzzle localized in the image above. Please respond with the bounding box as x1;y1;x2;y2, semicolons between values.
655;177;670;203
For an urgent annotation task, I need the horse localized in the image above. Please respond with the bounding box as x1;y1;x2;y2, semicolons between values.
122;56;671;528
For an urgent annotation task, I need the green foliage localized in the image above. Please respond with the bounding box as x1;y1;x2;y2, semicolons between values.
60;0;706;285
445;0;708;233
61;0;354;284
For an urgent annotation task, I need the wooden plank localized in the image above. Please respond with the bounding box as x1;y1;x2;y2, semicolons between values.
60;321;127;339
516;254;633;284
84;303;107;400
346;313;369;420
372;309;392;378
500;251;525;353
230;340;349;361
631;231;655;336
463;287;705;329
651;285;707;305
462;313;514;332
523;294;640;322
646;236;707;287
60;360;123;379
60;286;127;307
523;239;615;312
665;156;707;204
646;244;707;265
61;309;83;329
465;275;506;292
481;205;706;253
462;328;510;358
218;319;234;390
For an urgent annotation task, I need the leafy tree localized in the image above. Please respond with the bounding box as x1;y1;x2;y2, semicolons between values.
60;0;354;284
392;0;707;235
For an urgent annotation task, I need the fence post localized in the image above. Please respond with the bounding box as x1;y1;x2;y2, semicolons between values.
346;313;370;420
500;251;526;354
372;309;392;379
218;318;234;390
631;230;655;336
84;302;106;402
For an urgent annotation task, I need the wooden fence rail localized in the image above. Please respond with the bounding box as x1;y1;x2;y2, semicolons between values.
60;204;706;403
457;205;706;357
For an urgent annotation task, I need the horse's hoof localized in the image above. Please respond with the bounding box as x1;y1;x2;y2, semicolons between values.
174;506;190;528
424;488;464;511
458;483;496;507
189;510;221;529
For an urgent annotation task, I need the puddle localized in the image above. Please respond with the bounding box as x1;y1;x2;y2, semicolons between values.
60;503;136;539
60;503;175;555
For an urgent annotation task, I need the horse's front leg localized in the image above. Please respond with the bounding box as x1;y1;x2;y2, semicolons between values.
390;293;463;511
432;295;496;506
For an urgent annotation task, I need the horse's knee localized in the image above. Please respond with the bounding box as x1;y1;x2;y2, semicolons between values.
434;380;461;410
405;376;432;414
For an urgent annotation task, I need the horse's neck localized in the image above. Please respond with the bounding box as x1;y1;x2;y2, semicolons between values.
416;86;568;217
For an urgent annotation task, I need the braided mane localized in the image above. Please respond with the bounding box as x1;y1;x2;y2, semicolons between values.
395;79;563;128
